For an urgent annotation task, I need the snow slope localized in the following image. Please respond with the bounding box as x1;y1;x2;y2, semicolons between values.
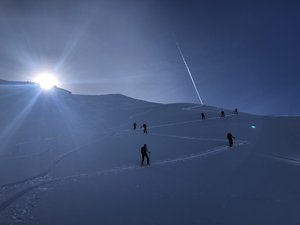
0;81;300;225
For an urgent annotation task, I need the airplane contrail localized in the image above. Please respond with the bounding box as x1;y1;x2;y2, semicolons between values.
176;42;204;105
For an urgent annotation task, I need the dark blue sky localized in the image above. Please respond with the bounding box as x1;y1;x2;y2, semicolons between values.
0;0;299;115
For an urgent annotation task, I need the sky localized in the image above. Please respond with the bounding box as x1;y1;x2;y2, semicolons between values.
0;0;299;115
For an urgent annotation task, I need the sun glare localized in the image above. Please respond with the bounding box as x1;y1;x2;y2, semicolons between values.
33;72;59;90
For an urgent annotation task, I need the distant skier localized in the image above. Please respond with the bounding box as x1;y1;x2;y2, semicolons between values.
141;123;148;134
201;113;205;120
234;108;238;114
227;132;235;147
140;144;151;166
220;111;225;117
133;122;137;130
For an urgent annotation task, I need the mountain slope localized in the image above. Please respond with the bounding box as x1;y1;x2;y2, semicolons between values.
0;83;299;225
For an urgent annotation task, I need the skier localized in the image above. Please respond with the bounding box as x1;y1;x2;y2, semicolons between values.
140;144;151;166
234;108;238;114
221;111;225;117
227;132;235;147
141;123;148;134
201;113;205;120
133;122;137;130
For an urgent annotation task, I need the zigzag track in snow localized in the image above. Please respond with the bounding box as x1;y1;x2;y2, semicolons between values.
0;140;249;213
261;153;300;165
149;132;228;142
120;114;236;132
0;106;245;214
55;142;248;180
182;105;222;113
151;141;248;166
149;114;235;129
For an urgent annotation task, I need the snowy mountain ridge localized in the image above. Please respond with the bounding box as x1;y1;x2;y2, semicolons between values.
0;81;299;225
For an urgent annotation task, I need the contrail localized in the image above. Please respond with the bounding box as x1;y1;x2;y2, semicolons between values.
176;42;204;105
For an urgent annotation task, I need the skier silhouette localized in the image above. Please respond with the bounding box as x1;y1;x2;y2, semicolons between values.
141;123;148;133
140;144;150;166
133;122;137;130
221;111;225;117
201;113;205;120
227;132;235;147
234;108;238;114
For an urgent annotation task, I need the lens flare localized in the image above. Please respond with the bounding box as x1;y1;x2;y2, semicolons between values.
33;72;58;90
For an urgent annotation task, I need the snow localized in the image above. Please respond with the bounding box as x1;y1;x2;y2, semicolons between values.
0;81;300;225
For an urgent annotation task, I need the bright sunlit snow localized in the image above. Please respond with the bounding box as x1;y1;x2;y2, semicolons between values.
33;72;58;90
0;80;300;225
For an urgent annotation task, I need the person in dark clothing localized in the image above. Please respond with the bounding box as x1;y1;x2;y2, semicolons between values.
133;122;137;130
221;111;225;117
227;132;235;147
141;123;148;133
234;108;238;114
140;144;150;166
201;113;205;120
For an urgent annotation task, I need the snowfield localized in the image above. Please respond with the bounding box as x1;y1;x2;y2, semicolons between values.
0;81;300;225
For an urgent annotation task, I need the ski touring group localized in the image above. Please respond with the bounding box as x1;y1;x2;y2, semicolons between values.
133;108;239;166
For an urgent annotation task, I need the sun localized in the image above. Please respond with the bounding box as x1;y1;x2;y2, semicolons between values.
33;72;59;90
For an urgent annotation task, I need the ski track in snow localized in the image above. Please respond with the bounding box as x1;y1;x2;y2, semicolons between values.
0;140;249;221
52;140;248;181
149;114;236;129
149;132;228;143
0;106;246;220
182;105;222;113
120;114;236;132
0;140;249;215
0;133;112;189
260;152;300;166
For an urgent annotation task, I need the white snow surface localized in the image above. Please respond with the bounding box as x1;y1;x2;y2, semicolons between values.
0;82;300;225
